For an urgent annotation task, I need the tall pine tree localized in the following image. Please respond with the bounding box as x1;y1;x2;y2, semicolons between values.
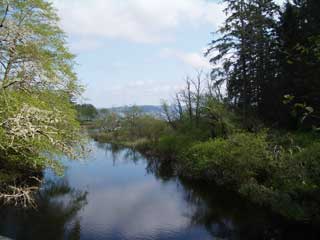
279;0;320;127
207;0;280;121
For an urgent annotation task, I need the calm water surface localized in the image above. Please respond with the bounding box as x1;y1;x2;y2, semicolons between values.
0;140;318;240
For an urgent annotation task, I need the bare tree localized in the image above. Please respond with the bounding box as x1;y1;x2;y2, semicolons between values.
162;70;219;129
174;93;183;121
191;70;205;126
161;100;177;129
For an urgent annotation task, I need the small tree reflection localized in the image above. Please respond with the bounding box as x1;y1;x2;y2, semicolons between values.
0;179;87;240
101;142;142;165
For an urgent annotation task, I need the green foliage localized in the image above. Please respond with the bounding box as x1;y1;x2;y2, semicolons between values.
134;116;169;143
207;0;280;120
238;141;320;220
203;98;239;137
195;0;320;219
294;143;320;186
277;0;320;127
181;132;272;184
74;0;320;222
94;110;119;132
169;130;320;221
0;0;83;187
0;0;81;95
0;90;82;173
161;73;241;141
75;104;98;122
269;130;319;149
91;105;171;150
155;135;194;159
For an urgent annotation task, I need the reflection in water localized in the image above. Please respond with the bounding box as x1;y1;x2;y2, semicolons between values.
145;156;320;240
179;178;269;239
67;220;81;240
0;179;87;240
97;142;142;165
0;141;319;240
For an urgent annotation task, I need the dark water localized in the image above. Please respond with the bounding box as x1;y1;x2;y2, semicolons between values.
0;140;318;240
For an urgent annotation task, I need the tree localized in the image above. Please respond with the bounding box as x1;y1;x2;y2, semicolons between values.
207;0;251;116
161;101;177;129
278;0;320;127
0;0;83;202
171;72;207;126
95;109;120;132
206;0;280;121
248;0;280;119
75;104;98;121
121;105;143;139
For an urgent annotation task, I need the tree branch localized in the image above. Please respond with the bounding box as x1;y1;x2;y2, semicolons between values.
0;3;9;28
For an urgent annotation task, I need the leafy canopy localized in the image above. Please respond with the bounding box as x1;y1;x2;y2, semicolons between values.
0;0;83;175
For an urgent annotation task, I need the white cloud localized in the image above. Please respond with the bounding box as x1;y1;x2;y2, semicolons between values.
52;0;226;44
81;180;191;238
69;38;103;53
161;48;211;69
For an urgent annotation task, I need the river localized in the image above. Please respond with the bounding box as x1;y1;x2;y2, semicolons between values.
0;140;317;240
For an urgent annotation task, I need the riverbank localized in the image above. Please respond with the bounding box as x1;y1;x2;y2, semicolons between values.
90;129;320;224
4;139;320;240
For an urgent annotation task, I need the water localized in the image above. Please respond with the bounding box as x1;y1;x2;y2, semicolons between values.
0;140;318;240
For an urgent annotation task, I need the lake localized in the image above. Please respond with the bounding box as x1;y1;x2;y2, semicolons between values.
0;140;318;240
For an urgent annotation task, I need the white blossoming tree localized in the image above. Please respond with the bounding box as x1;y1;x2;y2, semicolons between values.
0;0;83;206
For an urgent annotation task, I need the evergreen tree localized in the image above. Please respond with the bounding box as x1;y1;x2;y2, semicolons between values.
248;0;280;119
207;0;280;121
279;0;320;127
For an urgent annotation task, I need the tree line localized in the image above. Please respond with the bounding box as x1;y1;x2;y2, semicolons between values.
206;0;320;129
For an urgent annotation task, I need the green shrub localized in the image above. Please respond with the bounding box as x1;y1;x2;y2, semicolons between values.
155;135;195;159
177;132;320;220
292;142;320;189
181;132;273;185
239;140;320;220
135;116;170;143
268;130;319;150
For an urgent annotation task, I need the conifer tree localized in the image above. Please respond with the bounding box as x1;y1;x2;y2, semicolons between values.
279;0;320;127
207;0;280;120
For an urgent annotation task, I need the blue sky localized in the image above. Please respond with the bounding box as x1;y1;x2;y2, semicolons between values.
52;0;285;108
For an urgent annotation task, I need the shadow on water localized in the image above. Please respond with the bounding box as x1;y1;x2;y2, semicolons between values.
0;179;88;240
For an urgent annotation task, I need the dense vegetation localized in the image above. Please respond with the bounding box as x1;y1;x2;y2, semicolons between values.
91;0;320;223
0;0;82;206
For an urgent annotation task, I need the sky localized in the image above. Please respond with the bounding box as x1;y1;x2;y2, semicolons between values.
52;0;285;108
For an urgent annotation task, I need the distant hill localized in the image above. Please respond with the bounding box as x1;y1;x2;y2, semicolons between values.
100;105;163;117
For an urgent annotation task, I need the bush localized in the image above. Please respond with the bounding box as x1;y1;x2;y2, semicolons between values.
295;142;320;185
178;132;320;220
181;132;273;184
155;135;195;159
135;116;170;143
238;139;320;221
